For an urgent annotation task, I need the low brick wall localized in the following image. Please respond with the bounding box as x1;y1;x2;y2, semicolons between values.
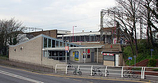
0;59;54;73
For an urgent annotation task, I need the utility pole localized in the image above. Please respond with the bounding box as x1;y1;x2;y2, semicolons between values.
100;10;104;41
72;26;77;42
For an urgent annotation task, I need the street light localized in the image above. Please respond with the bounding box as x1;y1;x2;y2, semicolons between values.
72;26;77;42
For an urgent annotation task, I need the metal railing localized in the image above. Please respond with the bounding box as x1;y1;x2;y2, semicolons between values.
55;64;158;80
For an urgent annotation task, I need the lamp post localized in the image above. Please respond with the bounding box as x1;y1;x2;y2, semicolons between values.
151;49;154;58
72;26;77;42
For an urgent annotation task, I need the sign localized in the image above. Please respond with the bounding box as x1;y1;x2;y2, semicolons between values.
151;49;154;51
102;53;114;56
128;57;132;60
65;46;69;52
113;38;117;44
87;49;90;54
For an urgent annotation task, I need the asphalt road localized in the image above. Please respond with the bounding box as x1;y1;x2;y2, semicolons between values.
0;65;143;83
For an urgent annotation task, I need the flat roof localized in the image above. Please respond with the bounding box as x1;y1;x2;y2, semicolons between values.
57;31;100;37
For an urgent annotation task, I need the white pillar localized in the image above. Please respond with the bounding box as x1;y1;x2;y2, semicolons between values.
97;48;98;63
115;54;119;66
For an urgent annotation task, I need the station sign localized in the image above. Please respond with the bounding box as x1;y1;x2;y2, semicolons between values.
102;53;114;56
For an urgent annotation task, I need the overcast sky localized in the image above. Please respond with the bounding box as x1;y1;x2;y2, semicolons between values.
0;0;116;32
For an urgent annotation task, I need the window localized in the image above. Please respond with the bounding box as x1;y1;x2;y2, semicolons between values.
56;41;59;47
67;43;69;47
14;49;16;52
87;54;90;58
44;38;47;48
60;42;63;47
52;40;55;47
103;55;114;61
63;43;66;47
20;47;23;50
48;39;51;47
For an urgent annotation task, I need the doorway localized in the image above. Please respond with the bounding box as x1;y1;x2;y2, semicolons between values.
91;52;94;62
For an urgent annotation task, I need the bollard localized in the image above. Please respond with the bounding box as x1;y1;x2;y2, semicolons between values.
55;64;58;73
121;66;124;77
105;66;108;77
65;65;68;74
91;66;93;76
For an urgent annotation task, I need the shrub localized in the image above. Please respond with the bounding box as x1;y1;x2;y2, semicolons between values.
152;68;158;71
148;58;157;67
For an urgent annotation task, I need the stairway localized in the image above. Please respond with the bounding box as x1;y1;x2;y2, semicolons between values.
135;59;149;66
135;59;158;67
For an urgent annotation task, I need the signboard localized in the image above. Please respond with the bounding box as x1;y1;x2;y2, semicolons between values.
74;51;79;61
87;49;90;54
65;46;69;52
102;53;114;56
128;57;132;60
151;49;154;51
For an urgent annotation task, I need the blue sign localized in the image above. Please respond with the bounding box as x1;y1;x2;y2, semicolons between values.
151;49;154;51
128;57;132;60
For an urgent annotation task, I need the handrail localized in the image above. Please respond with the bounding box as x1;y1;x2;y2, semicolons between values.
55;64;158;80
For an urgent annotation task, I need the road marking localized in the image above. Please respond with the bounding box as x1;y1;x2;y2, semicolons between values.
0;70;44;83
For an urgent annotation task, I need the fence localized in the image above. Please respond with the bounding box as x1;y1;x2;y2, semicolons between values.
55;64;158;80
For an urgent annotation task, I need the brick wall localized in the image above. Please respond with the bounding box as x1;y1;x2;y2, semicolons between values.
9;36;43;65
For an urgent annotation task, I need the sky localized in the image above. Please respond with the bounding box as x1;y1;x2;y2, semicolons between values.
0;0;116;32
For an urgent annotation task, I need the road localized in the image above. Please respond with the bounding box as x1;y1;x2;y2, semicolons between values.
0;65;143;83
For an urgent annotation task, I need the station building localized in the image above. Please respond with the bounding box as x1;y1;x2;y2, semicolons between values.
9;28;124;68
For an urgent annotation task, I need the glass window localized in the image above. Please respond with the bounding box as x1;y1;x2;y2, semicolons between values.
60;42;63;47
44;38;47;48
52;40;55;47
85;36;89;42
63;42;66;47
103;55;114;61
14;49;16;52
87;54;90;58
56;41;59;47
48;39;51;47
67;43;69;47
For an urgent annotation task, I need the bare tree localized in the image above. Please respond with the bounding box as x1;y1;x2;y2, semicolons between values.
0;18;25;55
106;0;142;56
139;0;158;46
